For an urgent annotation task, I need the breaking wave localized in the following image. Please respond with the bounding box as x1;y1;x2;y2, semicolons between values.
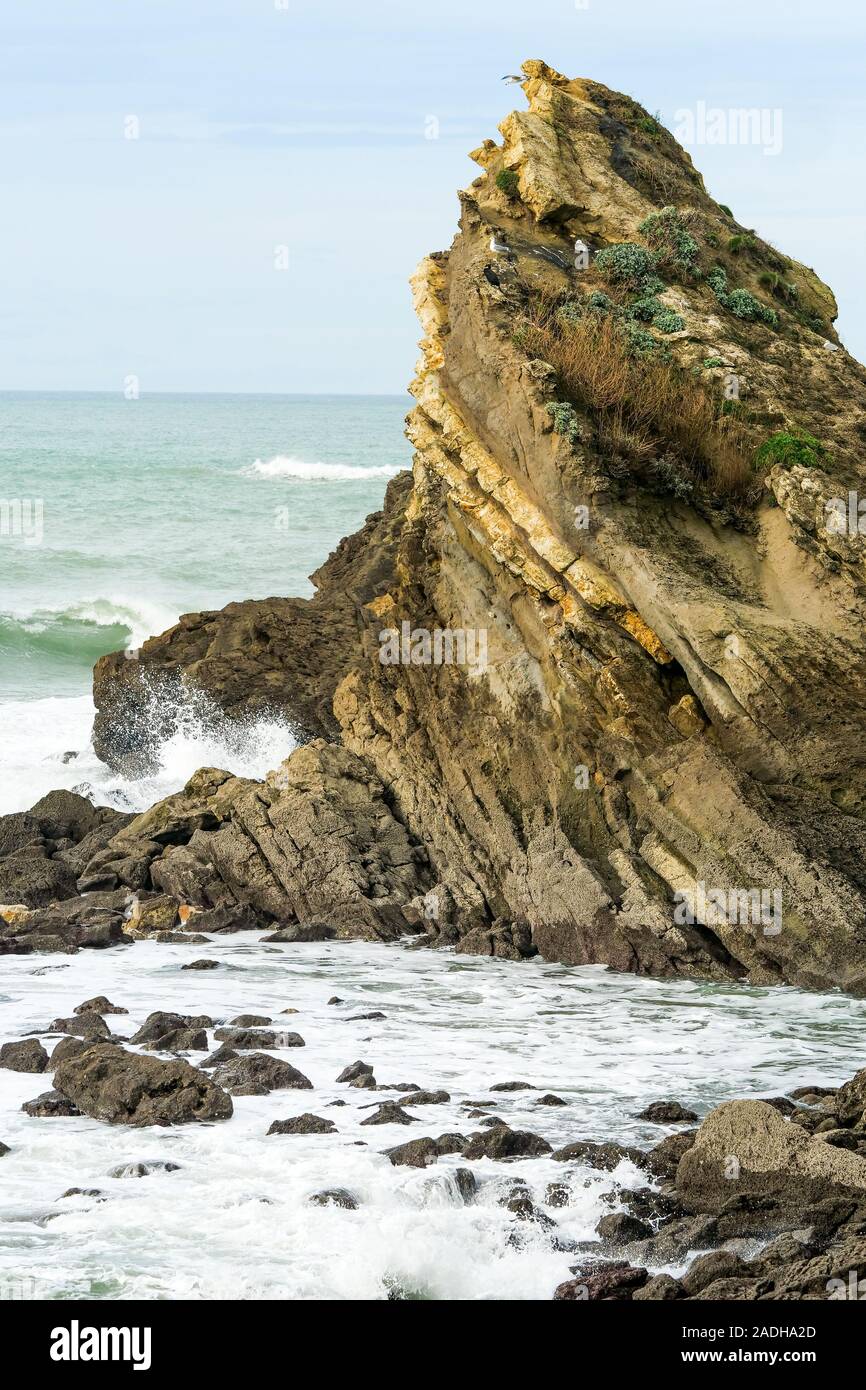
242;454;401;482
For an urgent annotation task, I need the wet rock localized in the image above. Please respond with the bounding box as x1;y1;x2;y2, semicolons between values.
644;1130;696;1179
386;1137;438;1168
155;931;210;945
309;1189;358;1209
181;959;220;971
0;1038;49;1073
750;1232;815;1270
546;1182;571;1208
637;1100;699;1123
49;1011;110;1039
502;1182;556;1229
453;1168;477;1203
130;1012;213;1045
455;922;536;960
349;1074;377;1089
464;1128;552;1160
212;1052;313;1095
184;904;260;934
280;1008;299;1015
555;1262;648;1301
551;1140;645;1171
108;1160;181;1178
336;1060;373;1083
615;1187;684;1224
126;894;178;936
230;1015;272;1027
536;1093;567;1107
268;1114;336;1135
759;1097;797;1117
213;1027;304;1049
22;1090;80;1118
0;1141;10;1156
74;996;127;1016
632;1274;683;1301
490;1081;535;1092
790;1084;837;1101
327;997;343;1005
49;1036;92;1066
0;852;78;909
395;1089;449;1105
833;1070;866;1127
200;1044;238;1069
435;1133;468;1155
625;1214;720;1267
60;1187;105;1200
143;1028;208;1053
595;1212;652;1245
344;1011;386;1021
53;1044;232;1126
262;921;336;943
681;1250;748;1296
360;1102;419;1126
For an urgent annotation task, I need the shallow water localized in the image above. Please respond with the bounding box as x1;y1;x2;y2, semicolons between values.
1;934;864;1301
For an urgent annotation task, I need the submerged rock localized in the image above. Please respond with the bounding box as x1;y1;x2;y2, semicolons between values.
308;1189;359;1209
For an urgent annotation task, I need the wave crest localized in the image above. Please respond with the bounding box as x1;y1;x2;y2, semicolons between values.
242;454;401;482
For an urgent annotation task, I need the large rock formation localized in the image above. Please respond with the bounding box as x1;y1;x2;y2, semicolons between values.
88;62;866;990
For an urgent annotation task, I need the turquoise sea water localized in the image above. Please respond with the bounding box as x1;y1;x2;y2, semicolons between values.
0;392;410;811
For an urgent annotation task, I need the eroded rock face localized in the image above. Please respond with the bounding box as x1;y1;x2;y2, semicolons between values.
86;61;866;990
676;1100;866;1211
53;1044;233;1126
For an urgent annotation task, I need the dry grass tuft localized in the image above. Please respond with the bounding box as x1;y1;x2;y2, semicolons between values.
522;297;756;500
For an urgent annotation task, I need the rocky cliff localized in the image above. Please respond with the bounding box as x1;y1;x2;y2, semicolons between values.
78;62;866;992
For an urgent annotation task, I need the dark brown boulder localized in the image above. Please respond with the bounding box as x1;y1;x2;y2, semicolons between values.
0;1038;49;1073
22;1090;80;1117
53;1044;232;1126
554;1262;648;1300
267;1114;336;1135
551;1139;645;1170
637;1100;699;1123
129;1012;213;1045
212;1052;312;1095
464;1128;552;1160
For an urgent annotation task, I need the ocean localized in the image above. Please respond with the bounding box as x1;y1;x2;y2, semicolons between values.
0;392;411;814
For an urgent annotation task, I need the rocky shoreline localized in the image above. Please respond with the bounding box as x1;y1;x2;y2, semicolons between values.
3;922;866;1300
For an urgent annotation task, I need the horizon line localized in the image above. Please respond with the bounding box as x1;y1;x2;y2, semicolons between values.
0;388;413;399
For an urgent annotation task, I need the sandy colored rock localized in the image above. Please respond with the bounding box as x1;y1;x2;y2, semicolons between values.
677;1100;866;1211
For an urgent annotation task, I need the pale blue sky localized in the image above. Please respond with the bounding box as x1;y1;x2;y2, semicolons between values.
1;0;864;391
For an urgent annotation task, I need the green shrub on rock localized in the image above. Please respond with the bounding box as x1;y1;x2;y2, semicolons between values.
638;206;700;273
546;401;583;444
495;169;520;198
595;242;657;288
754;430;828;471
